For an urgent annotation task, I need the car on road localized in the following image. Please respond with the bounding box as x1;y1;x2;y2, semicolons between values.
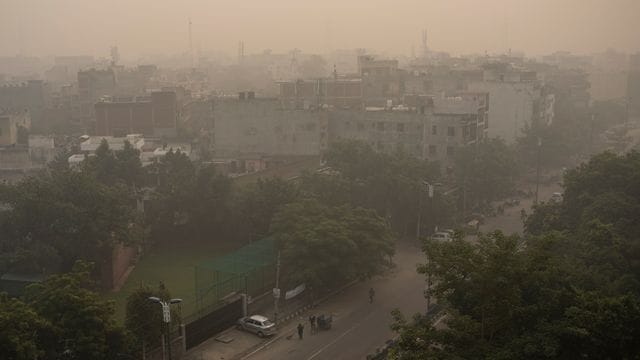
237;315;277;337
430;232;452;241
551;192;563;202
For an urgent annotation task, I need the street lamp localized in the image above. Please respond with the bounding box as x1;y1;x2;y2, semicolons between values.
416;180;435;242
148;297;182;360
417;180;435;315
535;137;542;205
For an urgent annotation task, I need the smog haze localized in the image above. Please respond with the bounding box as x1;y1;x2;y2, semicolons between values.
2;0;639;58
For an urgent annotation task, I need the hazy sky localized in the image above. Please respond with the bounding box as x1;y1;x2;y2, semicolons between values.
1;0;639;59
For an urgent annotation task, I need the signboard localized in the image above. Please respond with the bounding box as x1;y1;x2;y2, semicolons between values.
285;284;306;300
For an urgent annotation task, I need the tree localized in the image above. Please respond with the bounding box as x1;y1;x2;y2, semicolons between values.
0;294;54;360
391;151;640;358
454;138;519;210
23;261;128;359
240;177;299;241
0;170;137;277
270;199;394;291
322;140;447;237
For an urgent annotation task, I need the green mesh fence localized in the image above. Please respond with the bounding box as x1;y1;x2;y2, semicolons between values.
193;238;275;318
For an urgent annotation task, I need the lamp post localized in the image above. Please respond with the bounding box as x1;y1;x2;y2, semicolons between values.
148;297;182;360
535;137;542;205
418;180;434;315
416;180;434;242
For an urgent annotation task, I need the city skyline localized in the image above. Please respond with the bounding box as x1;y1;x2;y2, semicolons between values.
1;0;639;59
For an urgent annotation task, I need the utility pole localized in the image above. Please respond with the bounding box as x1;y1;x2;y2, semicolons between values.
416;189;422;242
274;250;281;322
535;137;542;204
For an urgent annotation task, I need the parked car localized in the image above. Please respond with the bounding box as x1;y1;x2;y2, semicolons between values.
551;192;563;202
237;315;277;337
430;232;452;241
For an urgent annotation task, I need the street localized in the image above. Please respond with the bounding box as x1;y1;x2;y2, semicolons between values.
244;242;427;360
244;180;563;360
477;180;562;236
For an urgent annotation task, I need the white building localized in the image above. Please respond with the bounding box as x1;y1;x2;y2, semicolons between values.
468;65;544;143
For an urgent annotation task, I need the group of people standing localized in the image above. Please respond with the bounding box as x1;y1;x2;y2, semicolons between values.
296;288;375;340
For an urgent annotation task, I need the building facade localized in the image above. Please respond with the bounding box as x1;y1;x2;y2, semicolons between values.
95;91;178;137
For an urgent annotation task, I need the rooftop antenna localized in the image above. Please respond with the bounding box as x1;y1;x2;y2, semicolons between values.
421;29;429;58
188;18;194;68
238;41;245;65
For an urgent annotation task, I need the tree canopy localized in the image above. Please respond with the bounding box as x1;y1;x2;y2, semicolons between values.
270;199;395;291
390;151;640;359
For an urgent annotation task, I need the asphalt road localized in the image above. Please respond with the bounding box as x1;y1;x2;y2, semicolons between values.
245;242;427;360
245;180;563;360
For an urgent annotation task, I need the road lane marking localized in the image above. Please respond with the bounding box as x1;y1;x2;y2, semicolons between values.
306;310;377;360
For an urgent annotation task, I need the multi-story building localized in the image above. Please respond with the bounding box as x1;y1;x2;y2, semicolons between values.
0;109;30;146
0;80;48;131
424;93;488;167
94;91;178;137
358;55;405;107
278;78;363;110
468;63;545;143
213;94;328;157
329;108;426;158
77;68;117;122
628;53;640;118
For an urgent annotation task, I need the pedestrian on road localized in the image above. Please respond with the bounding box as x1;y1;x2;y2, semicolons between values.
297;323;304;340
368;287;375;304
309;315;316;333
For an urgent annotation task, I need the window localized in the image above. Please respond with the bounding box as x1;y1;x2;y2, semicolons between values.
397;123;405;132
447;146;455;156
432;125;437;135
429;145;437;155
447;126;455;136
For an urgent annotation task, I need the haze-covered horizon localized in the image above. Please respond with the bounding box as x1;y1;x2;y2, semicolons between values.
1;0;639;59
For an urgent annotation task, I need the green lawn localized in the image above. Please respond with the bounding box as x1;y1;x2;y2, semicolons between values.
106;241;237;324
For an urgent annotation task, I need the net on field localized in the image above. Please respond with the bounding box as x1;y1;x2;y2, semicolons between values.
193;237;275;318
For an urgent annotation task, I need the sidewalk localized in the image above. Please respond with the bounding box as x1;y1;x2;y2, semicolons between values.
182;281;358;360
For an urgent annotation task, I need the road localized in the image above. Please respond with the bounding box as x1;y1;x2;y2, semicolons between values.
477;180;562;236
243;180;563;360
245;242;427;360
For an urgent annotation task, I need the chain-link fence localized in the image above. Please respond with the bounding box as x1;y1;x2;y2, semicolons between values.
192;237;275;320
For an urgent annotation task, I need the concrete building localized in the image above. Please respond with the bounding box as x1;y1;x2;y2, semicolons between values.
94;91;178;137
468;63;545;143
424;93;488;166
0;80;48;130
28;135;56;165
358;55;405;107
329;108;426;158
278;78;363;110
213;95;328;157
78;68;117;121
0;110;30;146
628;53;640;118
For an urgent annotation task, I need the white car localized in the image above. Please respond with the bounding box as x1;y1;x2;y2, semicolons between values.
237;315;277;337
551;192;563;202
430;232;452;241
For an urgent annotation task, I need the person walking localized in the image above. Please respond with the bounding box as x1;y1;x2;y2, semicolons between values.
368;287;375;304
309;315;316;333
297;323;304;340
